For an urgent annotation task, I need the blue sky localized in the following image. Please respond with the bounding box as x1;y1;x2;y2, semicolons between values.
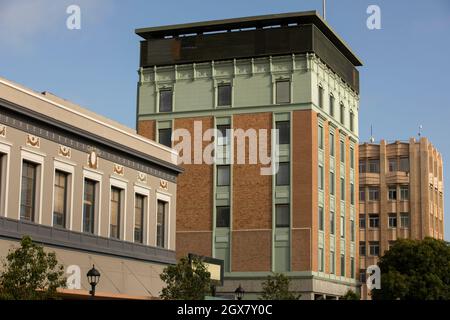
1;0;449;239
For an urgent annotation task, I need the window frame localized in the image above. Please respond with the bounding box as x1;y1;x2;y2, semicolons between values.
275;204;290;228
217;83;232;107
217;165;231;187
275;80;291;104
19;149;44;223
82;169;102;235
216;206;231;228
158;88;173;113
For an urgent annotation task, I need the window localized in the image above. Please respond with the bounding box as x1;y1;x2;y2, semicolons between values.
276;121;290;145
388;158;397;172
399;157;409;172
318;248;324;272
318;125;324;149
340;103;345;125
350;112;354;132
0;153;6;215
110;187;121;239
350;147;355;169
388;186;397;201
340;178;345;201
340;216;345;238
216;206;230;228
369;187;379;201
351;257;355;279
276;204;290;228
359;187;366;202
329;132;335;156
217;165;230;186
217;84;231;107
276;80;290;104
340;140;345;163
330;251;335;274
329;94;335;117
217;125;230;146
83;179;96;234
359;242;366;256
318;86;324;109
276;163;290;186
388;214;397;228
350;183;355;205
330;211;335;235
53;171;68;228
158;128;172;147
157;200;167;247
350;220;355;241
159;89;173;112
318;207;324;231
134;194;145;243
360;269;367;283
20;161;37;221
359;214;366;229
340;254;345;276
369;242;380;256
368;159;380;173
400;213;410;228
330;172;335;195
318;166;324;190
359;160;366;173
369;214;379;228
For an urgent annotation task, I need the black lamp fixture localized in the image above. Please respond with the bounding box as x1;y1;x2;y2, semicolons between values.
234;284;245;300
86;265;101;297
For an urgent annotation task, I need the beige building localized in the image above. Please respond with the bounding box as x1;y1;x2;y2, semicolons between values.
0;76;182;299
359;138;444;298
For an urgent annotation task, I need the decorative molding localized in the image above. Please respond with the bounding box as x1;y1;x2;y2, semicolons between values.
113;163;124;176
0;125;5;137
87;150;98;169
26;134;40;148
159;179;169;191
137;172;147;184
58;145;71;158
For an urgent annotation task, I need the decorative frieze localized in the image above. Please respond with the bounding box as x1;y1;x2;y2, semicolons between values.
159;179;168;191
137;172;147;183
58;145;71;158
26;134;40;148
114;164;124;176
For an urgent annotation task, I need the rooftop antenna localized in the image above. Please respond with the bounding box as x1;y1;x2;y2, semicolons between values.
370;125;375;143
418;124;423;138
322;0;327;20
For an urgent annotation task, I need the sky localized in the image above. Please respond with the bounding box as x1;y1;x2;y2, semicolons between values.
1;0;449;239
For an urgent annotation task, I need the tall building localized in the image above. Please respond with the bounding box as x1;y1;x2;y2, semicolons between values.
136;11;363;299
0;76;182;299
358;138;444;298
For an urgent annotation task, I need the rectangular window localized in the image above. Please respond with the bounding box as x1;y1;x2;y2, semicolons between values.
330;251;335;274
340;254;345;277
276;162;290;186
0;153;5;216
330;211;335;235
329;95;335;117
217;84;231;107
359;214;366;229
340;103;345;125
330;172;335;195
158;128;172;147
400;213;410;228
217;125;230;146
217;165;230;186
399;157;409;172
83;179;96;234
388;158;397;172
157;200;167;248
388;214;397;228
400;186;409;200
388;186;397;201
350;183;355;205
351;257;355;279
110;187;121;239
276;204;290;228
340;216;345;238
159;89;173;112
329;132;335;156
359;187;365;202
53;170;68;228
350;147;355;169
318;248;324;272
134;194;145;243
350;220;355;242
318;86;324;109
318;125;324;149
369;214;380;228
340;140;345;163
216;206;230;228
359;160;366;173
318;207;324;231
276;121;290;145
340;178;345;201
369;242;380;256
369;187;379;201
368;159;380;173
318;166;324;190
350;112;354;132
360;269;367;283
276;80;290;104
359;242;366;256
20;161;37;222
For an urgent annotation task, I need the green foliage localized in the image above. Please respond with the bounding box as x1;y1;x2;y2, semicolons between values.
160;256;212;300
0;236;66;300
260;273;301;300
371;238;450;300
341;289;359;300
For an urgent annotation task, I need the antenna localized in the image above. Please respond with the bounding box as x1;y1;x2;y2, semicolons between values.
370;125;375;143
418;124;423;137
322;0;327;20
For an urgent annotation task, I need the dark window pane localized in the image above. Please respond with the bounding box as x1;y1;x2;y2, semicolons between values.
20;161;37;221
217;165;230;186
359;214;366;229
110;187;121;239
329;133;335;156
276;81;290;104
218;84;231;107
400;157;409;172
216;206;230;228
217;125;230;146
159;89;172;112
157;200;167;247
134;194;145;243
276;205;290;228
158;128;172;147
276;121;290;145
83;179;96;233
340;103;345;125
276;163;290;186
318;86;324;108
329;95;335;116
350;112;354;132
318;207;324;231
53;171;68;228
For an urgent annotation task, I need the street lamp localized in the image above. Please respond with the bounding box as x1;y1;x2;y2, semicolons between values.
87;265;101;297
234;284;245;300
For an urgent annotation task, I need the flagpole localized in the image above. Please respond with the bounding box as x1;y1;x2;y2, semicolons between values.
323;0;326;20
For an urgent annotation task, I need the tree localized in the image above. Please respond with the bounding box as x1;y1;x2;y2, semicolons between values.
260;273;301;300
160;256;211;300
371;238;450;300
0;236;66;300
341;289;359;300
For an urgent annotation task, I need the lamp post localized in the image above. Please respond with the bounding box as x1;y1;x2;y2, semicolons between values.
234;284;245;301
87;265;101;298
